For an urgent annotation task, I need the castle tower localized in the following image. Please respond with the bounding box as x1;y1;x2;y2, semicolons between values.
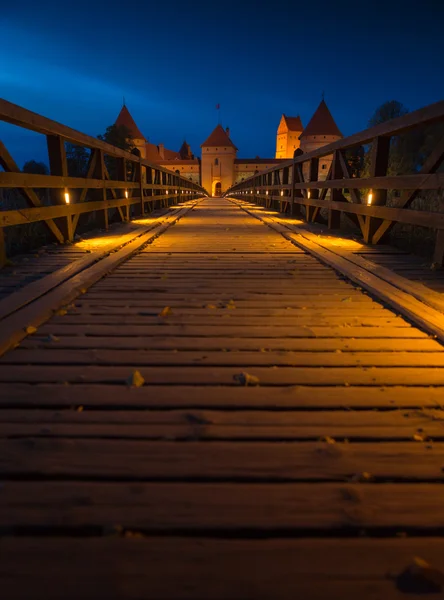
201;125;237;196
179;140;193;160
275;115;303;159
115;104;146;159
299;99;342;180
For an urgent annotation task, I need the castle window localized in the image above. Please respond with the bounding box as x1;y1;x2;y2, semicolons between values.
324;136;326;138
322;164;326;170
215;158;219;166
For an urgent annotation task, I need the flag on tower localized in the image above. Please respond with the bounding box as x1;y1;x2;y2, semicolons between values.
216;103;220;110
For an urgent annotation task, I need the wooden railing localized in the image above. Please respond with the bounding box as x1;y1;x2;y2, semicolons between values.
0;99;207;265
226;100;444;263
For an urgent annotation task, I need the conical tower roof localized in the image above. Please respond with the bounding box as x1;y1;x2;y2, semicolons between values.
300;100;342;138
115;105;145;140
179;140;193;159
201;124;237;150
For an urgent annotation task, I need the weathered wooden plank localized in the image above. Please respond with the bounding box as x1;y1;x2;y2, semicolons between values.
268;215;444;314
2;537;444;599
70;305;395;316
79;293;375;304
1;481;444;530
0;384;442;409
1;408;440;428
45;315;410;327
1;407;443;439
0;209;180;318
0;438;443;480
4;349;444;368
21;336;443;352
239;202;444;343
32;324;428;338
0;203;198;357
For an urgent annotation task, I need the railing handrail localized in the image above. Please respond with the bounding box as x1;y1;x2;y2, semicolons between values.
227;99;444;181
0;99;207;265
225;98;444;264
0;98;195;178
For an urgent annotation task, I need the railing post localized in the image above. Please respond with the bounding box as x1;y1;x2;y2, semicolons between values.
433;229;444;267
47;134;73;242
363;136;391;243
91;149;108;230
306;157;320;223
328;151;342;229
0;226;6;267
138;160;145;215
116;157;129;221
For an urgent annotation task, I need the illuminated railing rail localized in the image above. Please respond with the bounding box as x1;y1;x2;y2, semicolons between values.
0;98;207;265
226;100;444;263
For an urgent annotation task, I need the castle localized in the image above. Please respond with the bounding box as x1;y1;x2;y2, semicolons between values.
114;99;342;196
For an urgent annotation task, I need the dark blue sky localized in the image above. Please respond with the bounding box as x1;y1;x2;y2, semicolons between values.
2;0;443;167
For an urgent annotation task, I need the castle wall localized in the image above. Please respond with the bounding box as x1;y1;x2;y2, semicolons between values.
160;163;200;184
276;132;301;159
201;146;236;195
300;134;341;181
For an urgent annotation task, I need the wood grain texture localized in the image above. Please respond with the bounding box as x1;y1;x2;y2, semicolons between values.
1;197;444;600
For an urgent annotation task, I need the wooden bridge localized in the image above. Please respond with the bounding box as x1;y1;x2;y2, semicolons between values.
1;99;444;598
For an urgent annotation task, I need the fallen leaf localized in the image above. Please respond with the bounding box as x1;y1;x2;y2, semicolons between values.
55;309;67;316
184;413;212;425
159;306;172;317
349;472;372;483
43;334;60;343
206;304;217;309
77;406;84;412
126;370;145;387
25;326;37;334
124;530;145;538
233;372;260;386
341;297;352;303
320;436;336;444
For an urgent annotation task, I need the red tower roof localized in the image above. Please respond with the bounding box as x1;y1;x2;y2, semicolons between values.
115;105;145;140
300;100;342;138
283;115;303;131
201;124;237;149
179;140;193;159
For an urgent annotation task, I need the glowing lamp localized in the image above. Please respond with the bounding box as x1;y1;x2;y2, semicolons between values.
64;192;70;205
266;190;269;195
280;190;284;197
367;192;373;206
307;190;311;199
250;190;253;194
166;190;169;195
124;189;128;199
175;190;178;194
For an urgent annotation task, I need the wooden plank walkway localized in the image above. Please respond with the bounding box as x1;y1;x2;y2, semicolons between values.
1;197;444;598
